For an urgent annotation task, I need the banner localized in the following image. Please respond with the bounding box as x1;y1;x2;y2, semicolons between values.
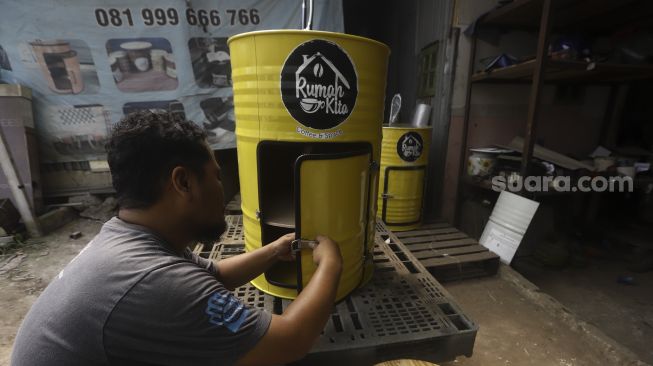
0;0;343;163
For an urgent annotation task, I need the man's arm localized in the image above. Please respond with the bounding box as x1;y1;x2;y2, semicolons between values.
214;233;295;290
236;235;342;366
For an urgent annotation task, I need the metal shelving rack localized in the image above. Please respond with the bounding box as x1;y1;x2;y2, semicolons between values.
456;0;653;220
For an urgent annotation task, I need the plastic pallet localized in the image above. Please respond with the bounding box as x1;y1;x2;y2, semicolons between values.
192;243;204;255
191;216;244;255
204;216;478;365
222;215;244;243
389;223;500;282
224;194;243;215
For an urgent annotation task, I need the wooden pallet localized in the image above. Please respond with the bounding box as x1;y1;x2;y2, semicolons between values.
202;216;478;365
385;223;500;282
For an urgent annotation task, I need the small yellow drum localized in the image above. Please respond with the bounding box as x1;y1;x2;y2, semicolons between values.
377;125;431;231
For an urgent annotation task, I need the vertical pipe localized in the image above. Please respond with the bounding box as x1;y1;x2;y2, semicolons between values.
454;34;477;226
520;0;553;179
302;0;313;30
0;128;41;237
426;26;460;221
599;85;629;147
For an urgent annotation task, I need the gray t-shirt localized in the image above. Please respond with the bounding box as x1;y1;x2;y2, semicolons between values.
11;217;271;366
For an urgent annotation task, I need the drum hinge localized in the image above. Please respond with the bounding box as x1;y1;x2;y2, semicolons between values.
370;161;380;171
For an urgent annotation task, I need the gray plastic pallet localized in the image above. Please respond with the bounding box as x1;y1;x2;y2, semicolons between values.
196;216;478;365
202;216;477;365
390;223;500;282
224;194;243;215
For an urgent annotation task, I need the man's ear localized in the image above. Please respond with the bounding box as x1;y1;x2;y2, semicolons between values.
171;166;193;200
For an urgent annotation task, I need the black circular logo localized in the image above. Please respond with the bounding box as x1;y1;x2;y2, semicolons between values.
397;132;424;162
280;39;358;130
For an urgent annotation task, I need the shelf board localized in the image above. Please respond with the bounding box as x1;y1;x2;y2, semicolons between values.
263;219;295;229
260;191;296;229
479;0;653;33
471;59;653;84
479;0;545;29
462;175;584;197
261;202;295;229
462;176;498;192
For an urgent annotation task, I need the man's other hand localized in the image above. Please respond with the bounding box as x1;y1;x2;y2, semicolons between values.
237;234;343;366
312;235;342;271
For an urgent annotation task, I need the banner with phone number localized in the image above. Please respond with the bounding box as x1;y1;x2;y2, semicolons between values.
0;0;343;163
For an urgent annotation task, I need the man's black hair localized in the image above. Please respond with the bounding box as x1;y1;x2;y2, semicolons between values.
106;111;210;209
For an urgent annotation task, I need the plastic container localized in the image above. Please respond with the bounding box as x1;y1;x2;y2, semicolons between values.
479;191;539;264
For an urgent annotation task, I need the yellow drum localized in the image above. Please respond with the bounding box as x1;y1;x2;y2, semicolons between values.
229;30;389;300
377;125;431;231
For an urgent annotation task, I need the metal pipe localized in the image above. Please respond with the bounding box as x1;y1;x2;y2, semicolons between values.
302;0;314;30
454;34;477;226
0;127;41;237
301;0;306;29
520;0;553;180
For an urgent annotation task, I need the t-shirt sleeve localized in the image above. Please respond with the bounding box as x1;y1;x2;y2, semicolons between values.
104;262;271;366
184;247;219;275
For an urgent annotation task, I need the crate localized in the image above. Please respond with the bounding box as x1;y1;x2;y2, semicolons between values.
205;216;477;365
389;223;500;282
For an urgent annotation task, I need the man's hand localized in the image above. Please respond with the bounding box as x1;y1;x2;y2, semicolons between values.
270;233;295;261
237;234;343;366
312;235;342;271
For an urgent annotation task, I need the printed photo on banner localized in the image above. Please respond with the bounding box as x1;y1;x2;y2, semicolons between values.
122;100;185;119
200;96;235;146
37;104;110;162
188;37;231;88
20;39;100;94
106;38;178;92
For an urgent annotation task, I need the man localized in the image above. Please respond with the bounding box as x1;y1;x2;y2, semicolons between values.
12;111;343;365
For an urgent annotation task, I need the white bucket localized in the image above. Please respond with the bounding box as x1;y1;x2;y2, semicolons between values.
479;190;539;264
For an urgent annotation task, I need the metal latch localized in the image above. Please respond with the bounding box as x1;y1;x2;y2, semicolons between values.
381;193;394;199
291;239;319;253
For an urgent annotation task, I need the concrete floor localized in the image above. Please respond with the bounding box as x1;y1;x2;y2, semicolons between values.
0;219;102;365
441;269;646;366
0;218;649;365
517;259;653;364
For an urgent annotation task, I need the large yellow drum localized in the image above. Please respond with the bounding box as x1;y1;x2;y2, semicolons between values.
377;125;431;231
229;30;389;300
